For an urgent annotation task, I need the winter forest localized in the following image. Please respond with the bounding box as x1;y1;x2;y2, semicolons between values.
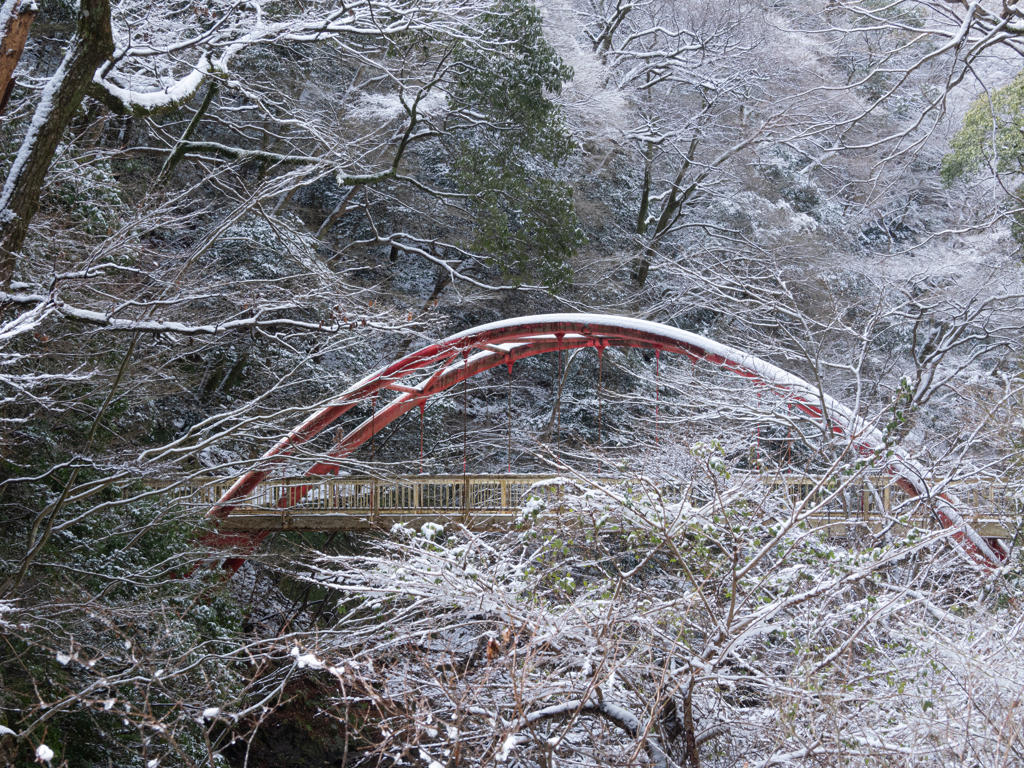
4;0;1024;765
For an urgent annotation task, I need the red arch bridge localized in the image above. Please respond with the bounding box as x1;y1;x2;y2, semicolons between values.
198;314;1010;571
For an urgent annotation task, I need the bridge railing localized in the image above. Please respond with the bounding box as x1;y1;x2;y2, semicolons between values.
163;474;565;514
157;473;1022;535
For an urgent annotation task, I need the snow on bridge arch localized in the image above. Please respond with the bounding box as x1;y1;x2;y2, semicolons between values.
205;313;1006;570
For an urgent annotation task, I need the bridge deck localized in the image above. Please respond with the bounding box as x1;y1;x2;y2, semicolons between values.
164;474;1022;538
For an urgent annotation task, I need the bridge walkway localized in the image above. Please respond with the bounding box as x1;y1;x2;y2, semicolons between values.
162;474;1022;539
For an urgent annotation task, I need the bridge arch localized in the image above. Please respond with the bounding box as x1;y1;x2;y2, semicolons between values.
206;314;1005;568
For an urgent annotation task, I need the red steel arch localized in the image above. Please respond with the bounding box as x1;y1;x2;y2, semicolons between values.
205;314;1005;570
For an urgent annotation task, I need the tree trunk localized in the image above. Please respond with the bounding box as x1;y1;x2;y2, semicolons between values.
0;0;113;288
157;79;219;185
636;140;653;237
683;682;699;768
0;0;36;115
631;245;653;288
631;134;702;289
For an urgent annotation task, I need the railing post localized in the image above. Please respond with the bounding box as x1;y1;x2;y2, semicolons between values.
372;477;379;524
501;477;507;511
282;479;292;530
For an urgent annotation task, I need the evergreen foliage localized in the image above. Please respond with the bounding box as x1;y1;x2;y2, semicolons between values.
942;70;1024;246
451;0;582;288
942;70;1024;184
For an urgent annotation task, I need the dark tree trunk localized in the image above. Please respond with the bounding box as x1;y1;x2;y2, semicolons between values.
157;79;219;184
631;133;703;289
0;0;113;287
